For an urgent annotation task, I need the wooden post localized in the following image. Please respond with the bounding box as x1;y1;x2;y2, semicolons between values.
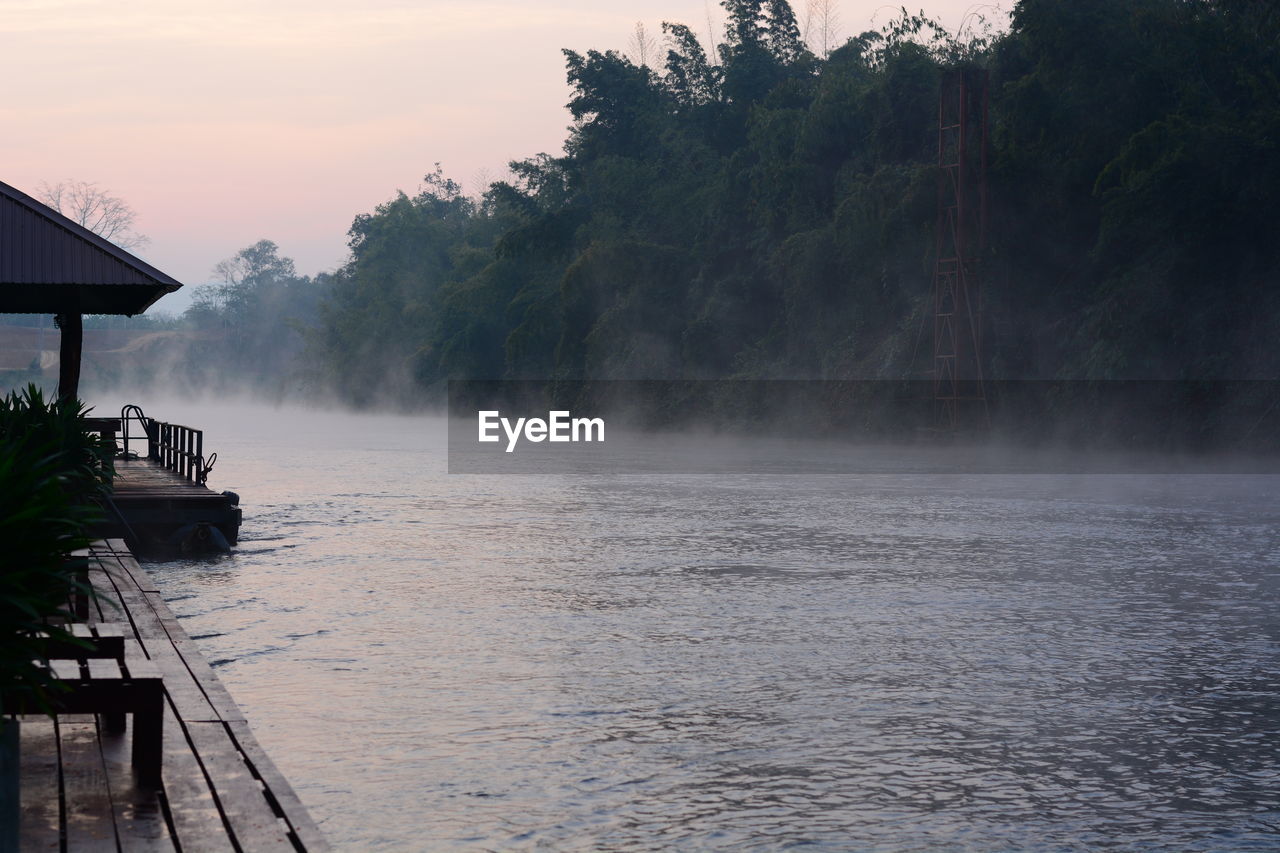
56;311;83;401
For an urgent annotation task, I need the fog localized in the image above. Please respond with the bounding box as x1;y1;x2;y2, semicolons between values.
5;0;1279;848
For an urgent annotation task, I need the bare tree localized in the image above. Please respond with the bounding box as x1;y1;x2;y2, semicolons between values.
626;21;658;67
803;0;842;57
38;179;150;250
704;0;720;62
471;167;493;202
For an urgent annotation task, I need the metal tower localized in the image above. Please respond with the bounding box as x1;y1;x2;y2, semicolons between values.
932;68;989;431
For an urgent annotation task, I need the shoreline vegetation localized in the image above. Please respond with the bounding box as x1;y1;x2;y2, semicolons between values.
5;1;1277;437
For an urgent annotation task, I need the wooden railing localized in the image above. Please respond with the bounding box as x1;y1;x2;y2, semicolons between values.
151;420;207;484
120;405;211;485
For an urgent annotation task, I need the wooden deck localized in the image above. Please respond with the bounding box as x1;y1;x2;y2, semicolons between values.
107;458;241;548
111;457;233;508
16;540;327;851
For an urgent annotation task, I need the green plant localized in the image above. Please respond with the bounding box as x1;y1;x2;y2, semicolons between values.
0;385;114;503
0;385;114;714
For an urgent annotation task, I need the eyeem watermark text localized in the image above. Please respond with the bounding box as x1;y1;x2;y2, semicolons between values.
478;410;605;452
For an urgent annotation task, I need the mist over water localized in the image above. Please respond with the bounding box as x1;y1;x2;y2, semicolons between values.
101;399;1280;851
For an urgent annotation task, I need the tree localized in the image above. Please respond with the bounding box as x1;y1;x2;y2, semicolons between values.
297;0;1280;408
662;22;723;106
37;179;149;250
213;239;297;291
470;167;494;205
563;49;667;160
717;0;811;106
178;240;327;396
626;21;659;68
802;0;841;56
764;0;807;64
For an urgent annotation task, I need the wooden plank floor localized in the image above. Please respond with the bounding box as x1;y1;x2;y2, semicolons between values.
17;540;328;852
111;458;226;503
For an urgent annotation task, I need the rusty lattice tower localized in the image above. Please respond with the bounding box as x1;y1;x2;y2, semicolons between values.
932;68;989;430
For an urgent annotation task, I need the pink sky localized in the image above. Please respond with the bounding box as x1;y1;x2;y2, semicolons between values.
0;0;1007;312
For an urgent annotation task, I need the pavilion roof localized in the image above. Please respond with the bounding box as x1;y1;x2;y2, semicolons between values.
0;179;181;315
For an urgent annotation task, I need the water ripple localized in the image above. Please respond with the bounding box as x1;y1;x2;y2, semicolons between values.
134;405;1280;851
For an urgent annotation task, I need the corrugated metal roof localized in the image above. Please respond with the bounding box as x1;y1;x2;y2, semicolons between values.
0;179;182;315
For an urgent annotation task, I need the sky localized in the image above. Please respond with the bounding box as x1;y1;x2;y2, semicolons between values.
0;0;1008;313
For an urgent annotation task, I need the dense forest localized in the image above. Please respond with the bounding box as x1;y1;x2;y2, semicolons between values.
78;0;1280;407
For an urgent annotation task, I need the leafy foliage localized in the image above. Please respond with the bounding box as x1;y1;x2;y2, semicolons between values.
219;0;1277;404
0;385;114;714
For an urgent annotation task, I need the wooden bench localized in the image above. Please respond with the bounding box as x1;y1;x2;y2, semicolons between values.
45;657;164;786
83;416;120;448
40;622;126;661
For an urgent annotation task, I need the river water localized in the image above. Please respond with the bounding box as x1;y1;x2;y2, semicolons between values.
105;401;1280;850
